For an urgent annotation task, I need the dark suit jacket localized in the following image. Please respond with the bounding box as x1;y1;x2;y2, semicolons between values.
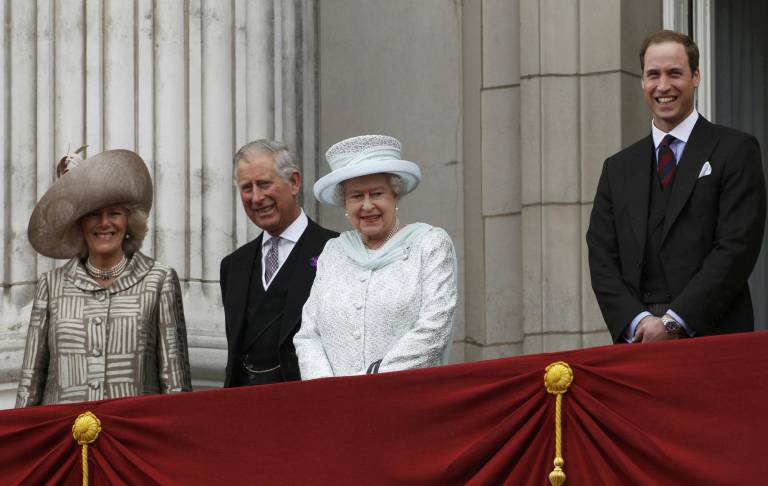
220;217;337;385
587;116;766;342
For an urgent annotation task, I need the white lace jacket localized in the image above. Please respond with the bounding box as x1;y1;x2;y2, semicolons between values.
294;226;457;378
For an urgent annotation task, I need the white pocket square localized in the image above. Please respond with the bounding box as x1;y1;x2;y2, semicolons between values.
698;161;712;178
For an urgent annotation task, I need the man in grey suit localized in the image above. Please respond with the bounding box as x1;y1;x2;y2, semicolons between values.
587;31;766;343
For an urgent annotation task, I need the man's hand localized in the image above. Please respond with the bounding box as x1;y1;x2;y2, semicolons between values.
633;315;681;343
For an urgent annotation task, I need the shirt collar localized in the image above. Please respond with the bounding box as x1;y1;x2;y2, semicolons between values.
262;209;308;247
651;109;699;148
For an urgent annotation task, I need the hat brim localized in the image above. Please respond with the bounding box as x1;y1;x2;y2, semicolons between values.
313;159;421;206
28;149;152;259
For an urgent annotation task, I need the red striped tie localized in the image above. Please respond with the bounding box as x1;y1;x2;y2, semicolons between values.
657;135;677;189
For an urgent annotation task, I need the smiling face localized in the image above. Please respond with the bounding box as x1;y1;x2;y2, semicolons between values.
79;205;129;266
236;152;301;236
641;41;700;132
343;173;398;247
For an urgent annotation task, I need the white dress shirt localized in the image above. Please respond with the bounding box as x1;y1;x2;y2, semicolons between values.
260;209;308;289
651;109;699;164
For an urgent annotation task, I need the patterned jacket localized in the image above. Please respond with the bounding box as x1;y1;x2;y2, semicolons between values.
16;252;192;407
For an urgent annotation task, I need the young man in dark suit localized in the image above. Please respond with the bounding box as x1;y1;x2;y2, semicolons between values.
221;140;337;385
587;31;766;343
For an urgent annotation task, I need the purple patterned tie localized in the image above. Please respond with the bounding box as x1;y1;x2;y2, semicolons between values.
264;237;280;284
657;134;677;189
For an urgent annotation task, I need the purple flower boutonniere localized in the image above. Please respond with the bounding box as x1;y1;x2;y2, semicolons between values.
309;256;318;268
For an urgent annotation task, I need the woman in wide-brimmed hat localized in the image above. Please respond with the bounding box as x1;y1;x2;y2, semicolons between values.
293;135;457;378
16;147;192;407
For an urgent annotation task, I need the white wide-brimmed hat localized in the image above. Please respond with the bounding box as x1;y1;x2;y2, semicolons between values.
28;148;153;259
313;135;421;206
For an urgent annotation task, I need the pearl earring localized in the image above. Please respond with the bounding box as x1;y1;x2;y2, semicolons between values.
125;234;131;239
345;212;349;217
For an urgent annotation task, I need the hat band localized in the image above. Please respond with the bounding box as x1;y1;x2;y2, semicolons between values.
329;145;401;171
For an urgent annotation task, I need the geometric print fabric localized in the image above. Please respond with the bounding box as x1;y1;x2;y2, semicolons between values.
15;251;192;407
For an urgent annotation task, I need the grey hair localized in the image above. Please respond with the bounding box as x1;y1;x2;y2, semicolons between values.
71;204;149;258
233;139;300;183
333;173;405;206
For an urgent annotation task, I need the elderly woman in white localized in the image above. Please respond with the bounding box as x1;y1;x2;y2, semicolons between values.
293;135;457;378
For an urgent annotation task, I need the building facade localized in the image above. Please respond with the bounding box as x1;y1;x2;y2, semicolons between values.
2;0;764;408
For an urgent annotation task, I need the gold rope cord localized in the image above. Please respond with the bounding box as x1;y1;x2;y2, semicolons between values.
544;361;573;486
72;412;102;486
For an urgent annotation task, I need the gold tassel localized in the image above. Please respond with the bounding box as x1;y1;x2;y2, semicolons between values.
544;362;573;486
72;411;102;486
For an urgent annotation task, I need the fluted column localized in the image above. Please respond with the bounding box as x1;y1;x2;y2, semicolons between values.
1;2;39;401
154;0;188;276
9;1;38;289
237;0;275;243
0;0;318;407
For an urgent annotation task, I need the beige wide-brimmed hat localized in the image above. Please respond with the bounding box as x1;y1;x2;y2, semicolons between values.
313;135;421;206
28;148;153;259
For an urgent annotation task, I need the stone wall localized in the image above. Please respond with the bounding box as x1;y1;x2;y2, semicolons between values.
0;0;664;409
319;0;661;361
518;0;660;353
0;0;317;408
462;0;525;360
316;0;467;361
462;0;661;358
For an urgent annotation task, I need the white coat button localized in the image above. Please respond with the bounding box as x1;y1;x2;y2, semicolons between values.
354;302;362;310
359;276;367;282
93;317;102;325
97;292;106;302
93;349;102;358
353;331;361;339
89;382;100;390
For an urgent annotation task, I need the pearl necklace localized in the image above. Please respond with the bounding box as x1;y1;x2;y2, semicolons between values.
364;220;401;250
86;254;129;280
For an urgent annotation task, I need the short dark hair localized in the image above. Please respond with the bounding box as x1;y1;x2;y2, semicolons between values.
639;30;699;73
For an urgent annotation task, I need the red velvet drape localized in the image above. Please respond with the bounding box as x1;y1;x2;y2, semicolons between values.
2;332;767;485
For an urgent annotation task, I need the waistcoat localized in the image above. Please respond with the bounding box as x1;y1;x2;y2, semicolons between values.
238;236;306;368
640;159;676;304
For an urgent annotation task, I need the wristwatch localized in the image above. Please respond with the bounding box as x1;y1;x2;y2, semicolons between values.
661;315;683;336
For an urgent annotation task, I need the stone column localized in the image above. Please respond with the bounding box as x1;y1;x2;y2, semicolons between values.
463;0;524;361
520;0;660;353
0;0;318;408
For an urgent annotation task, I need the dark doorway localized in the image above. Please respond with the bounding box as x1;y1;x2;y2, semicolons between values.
715;0;768;328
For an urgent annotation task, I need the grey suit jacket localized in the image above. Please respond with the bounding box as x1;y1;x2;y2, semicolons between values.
16;252;192;407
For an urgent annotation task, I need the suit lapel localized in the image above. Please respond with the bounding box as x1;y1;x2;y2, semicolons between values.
626;136;654;247
229;234;262;348
279;219;323;345
661;117;718;244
